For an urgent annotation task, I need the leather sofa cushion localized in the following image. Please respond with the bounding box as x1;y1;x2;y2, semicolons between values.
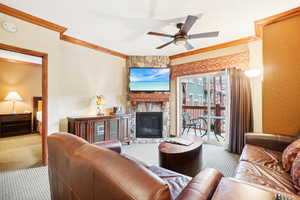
240;144;284;173
121;152;192;198
148;166;191;200
70;144;171;200
291;152;300;191
235;161;296;194
282;139;300;172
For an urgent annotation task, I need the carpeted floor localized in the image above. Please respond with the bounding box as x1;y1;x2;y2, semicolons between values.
0;167;50;200
0;142;239;199
0;134;42;171
123;143;239;177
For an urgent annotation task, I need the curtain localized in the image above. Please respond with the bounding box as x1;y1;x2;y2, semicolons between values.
228;68;253;154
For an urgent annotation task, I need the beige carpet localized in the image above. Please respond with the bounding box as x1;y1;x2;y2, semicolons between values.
0;134;42;171
123;143;240;177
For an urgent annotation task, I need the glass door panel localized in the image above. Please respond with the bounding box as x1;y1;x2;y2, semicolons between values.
94;121;105;142
208;73;227;145
179;71;228;146
181;76;209;142
109;119;119;140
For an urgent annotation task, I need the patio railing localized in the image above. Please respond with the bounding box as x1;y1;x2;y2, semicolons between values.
182;105;225;119
182;105;226;132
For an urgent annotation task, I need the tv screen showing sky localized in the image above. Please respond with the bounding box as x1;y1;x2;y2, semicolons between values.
130;68;170;91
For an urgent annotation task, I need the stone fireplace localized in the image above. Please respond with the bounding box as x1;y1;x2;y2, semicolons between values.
136;112;163;138
128;93;170;139
126;56;171;141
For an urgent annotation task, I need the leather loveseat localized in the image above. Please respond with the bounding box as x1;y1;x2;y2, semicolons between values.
48;133;223;200
234;132;299;195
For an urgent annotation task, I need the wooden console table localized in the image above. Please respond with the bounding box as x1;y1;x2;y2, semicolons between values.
0;113;32;137
68;114;132;144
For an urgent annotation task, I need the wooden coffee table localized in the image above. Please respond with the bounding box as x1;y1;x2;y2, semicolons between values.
159;136;203;177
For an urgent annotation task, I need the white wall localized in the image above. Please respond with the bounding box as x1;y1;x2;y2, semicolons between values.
248;40;263;132
0;13;126;133
58;42;126;131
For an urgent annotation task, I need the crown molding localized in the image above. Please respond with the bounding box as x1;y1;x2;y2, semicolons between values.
0;3;67;33
60;34;128;59
0;3;128;59
0;57;41;67
170;36;256;60
255;6;300;38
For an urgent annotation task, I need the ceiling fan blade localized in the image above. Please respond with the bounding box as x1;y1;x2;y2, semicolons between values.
184;41;194;50
147;32;174;38
188;31;219;39
156;40;174;49
181;15;198;34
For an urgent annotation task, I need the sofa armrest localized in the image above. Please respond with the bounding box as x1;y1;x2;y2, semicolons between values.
93;140;122;154
176;168;223;200
245;132;296;152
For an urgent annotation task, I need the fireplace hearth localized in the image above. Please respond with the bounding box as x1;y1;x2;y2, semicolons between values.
136;112;163;138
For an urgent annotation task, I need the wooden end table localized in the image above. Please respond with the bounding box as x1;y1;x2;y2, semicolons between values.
158;136;203;177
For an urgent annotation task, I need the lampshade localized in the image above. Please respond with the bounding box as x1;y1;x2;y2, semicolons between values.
4;91;23;101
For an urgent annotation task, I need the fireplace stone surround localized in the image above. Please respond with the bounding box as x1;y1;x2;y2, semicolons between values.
126;56;171;142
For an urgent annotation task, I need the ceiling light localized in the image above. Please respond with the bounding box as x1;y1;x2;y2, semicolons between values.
174;40;186;46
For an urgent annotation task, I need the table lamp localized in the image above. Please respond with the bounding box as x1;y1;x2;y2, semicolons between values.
96;95;105;116
4;91;23;114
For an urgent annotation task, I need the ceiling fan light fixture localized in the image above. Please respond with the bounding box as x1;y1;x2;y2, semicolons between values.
174;39;186;46
148;14;219;50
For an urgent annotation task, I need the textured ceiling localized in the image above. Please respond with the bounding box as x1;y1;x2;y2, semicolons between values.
2;0;300;55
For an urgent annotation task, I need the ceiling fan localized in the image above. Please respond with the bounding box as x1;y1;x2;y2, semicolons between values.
147;15;219;50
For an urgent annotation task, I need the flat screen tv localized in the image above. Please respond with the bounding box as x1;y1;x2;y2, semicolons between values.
129;67;170;92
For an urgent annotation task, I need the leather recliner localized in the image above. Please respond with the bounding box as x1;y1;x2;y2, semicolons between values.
48;133;223;200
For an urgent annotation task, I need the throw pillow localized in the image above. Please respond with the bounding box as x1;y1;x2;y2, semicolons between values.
291;151;300;191
282;139;300;172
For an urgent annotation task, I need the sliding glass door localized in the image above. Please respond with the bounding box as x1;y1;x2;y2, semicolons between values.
178;71;229;145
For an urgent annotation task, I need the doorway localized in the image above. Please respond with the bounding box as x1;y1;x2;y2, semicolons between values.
0;43;48;168
177;71;229;146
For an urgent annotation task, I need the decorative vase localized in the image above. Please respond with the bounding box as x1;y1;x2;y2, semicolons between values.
96;105;104;116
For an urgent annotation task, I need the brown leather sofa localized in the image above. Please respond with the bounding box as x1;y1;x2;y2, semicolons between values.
234;132;298;195
48;133;223;200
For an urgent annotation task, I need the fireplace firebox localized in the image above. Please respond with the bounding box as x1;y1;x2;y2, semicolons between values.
136;112;163;138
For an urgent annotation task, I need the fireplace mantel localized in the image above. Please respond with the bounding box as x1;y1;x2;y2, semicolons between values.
129;93;170;110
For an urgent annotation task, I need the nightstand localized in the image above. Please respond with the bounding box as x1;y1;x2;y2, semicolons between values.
0;113;32;137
